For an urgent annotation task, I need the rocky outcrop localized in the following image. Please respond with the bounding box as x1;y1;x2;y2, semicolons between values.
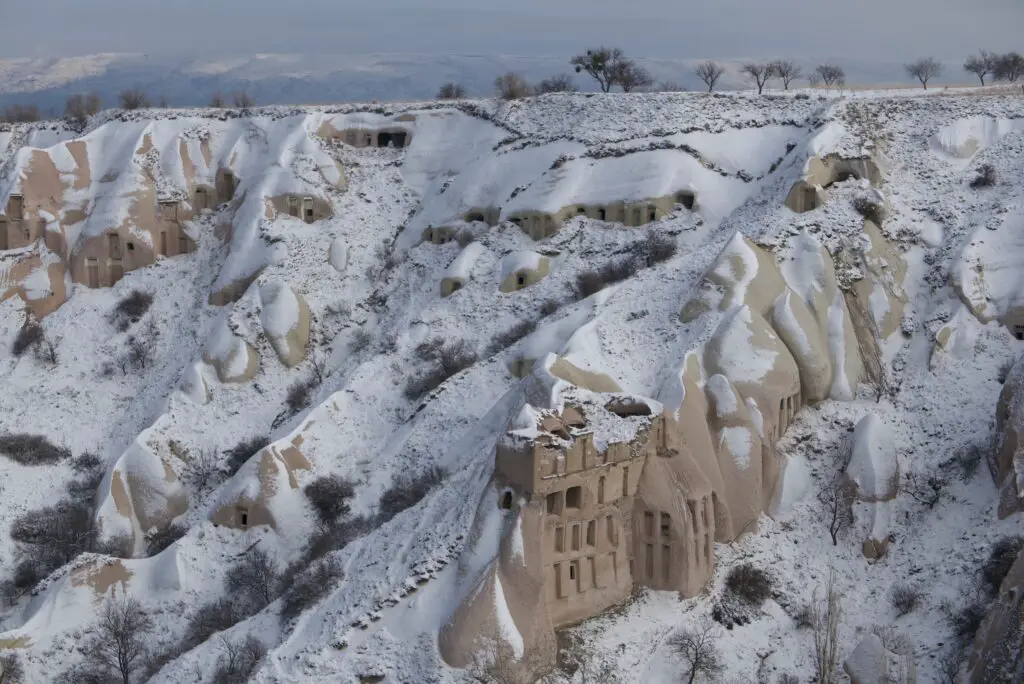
785;153;884;213
846;413;899;559
843;633;916;684
995;355;1024;518
203;317;261;383
259;281;311;367
967;547;1024;683
210;437;311;531
499;252;550;293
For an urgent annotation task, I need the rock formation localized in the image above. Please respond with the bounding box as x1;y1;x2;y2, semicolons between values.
967;546;1024;682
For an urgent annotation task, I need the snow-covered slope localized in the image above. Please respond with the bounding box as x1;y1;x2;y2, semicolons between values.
0;90;1022;683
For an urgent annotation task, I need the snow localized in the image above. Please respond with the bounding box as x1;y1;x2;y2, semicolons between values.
847;413;898;501
443;241;487;280
706;374;738;418
930;116;1024;161
709;305;779;384
1;90;1024;684
259;280;300;338
492;576;524;660
711;232;760;310
719;427;752;469
328;236;348;273
509;512;525;565
499;250;544;282
826;290;853;400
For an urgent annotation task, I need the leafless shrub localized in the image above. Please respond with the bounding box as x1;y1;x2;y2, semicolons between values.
741;62;774;94
437;82;467;100
791;603;814;629
570;47;626;92
572;258;639;300
209;91;226;108
233;91;254;109
280;558;343;623
851;196;885;224
226;545;281;610
378;465;447;521
285;376;318;414
146;524;187;556
964;51;998;86
902;471;946;509
405;340;477;399
777;675;799;684
635;231;677;267
1;104;41;123
181;599;245;650
80;594;154;684
970;164;997;188
541;298;561;316
0;652;24;684
725;563;773;605
811;572;842;684
455;228;476;248
889;583;922;617
982;535;1024;596
694;61;726;92
305;474;356;525
665;617;724;684
223;434;270;476
488;319;537;355
770;60;803;90
325;300;351;321
998;358;1015;383
11;322;43;357
814;64;846;89
213;635;266;684
937;647;963;684
536;75;579;94
945;594;989;648
64;93;102;128
303;515;373;565
818;472;855;544
905;57;943;89
111;289;153;331
119;88;150;110
0;432;71;465
349;328;373;354
494;72;533;100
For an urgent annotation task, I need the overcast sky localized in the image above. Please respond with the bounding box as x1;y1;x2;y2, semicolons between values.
1;0;1021;61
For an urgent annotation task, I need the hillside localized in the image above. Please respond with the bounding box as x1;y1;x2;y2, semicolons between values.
0;90;1022;684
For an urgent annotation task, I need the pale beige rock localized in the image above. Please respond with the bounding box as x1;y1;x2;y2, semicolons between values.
967;547;1024;682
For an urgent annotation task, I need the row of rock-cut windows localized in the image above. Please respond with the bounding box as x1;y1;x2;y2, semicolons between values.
776;391;801;440
554;515;617;553
545;466;631;516
643;543;672;582
546;485;582;515
641;510;672;540
552;552;616;598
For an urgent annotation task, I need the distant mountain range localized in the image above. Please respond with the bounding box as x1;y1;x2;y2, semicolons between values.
0;53;975;111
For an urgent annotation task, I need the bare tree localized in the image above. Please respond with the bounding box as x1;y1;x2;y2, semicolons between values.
770;60;804;90
818;473;855;545
226;545;281;609
694;61;726;92
666;617;724;684
1;105;41;123
536;74;579;94
570;47;625;92
905;57;943;89
494;72;533;100
209;91;226;108
814;64;846;89
811;572;842;684
64;93;102;128
213;635;266;683
964;51;997;86
119;89;150;110
81;593;154;684
741;62;774;94
612;61;653;92
994;52;1024;83
436;82;467;99
0;652;23;684
233;91;254;109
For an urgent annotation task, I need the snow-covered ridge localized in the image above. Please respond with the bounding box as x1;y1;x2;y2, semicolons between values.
0;90;1023;683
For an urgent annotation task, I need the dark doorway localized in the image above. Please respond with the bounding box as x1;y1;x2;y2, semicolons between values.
501;491;513;509
378;132;393;148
